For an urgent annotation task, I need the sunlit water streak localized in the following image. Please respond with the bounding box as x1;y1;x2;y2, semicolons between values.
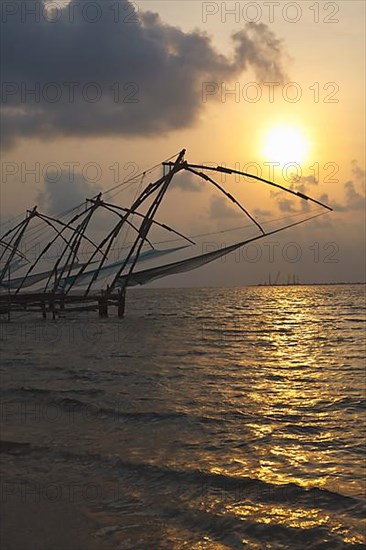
1;285;365;549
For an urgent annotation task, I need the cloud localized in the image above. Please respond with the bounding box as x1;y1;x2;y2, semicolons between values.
1;0;287;148
274;163;365;214
37;172;100;215
324;161;365;212
351;160;365;182
298;175;318;185
343;181;365;211
253;208;272;217
275;181;312;213
209;196;243;219
277;198;297;213
171;171;202;192
271;173;318;213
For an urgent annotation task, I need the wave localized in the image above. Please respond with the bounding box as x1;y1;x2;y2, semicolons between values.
2;386;104;398
321;397;366;412
3;441;364;520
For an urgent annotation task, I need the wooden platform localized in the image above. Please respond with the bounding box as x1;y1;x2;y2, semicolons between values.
0;290;126;319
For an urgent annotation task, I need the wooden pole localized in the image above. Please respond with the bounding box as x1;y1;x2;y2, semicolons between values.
7;266;11;322
98;290;108;318
117;288;126;318
107;149;187;297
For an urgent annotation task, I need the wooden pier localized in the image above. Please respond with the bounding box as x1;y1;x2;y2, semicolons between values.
0;288;126;320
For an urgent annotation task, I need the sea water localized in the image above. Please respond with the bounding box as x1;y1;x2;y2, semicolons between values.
1;285;365;549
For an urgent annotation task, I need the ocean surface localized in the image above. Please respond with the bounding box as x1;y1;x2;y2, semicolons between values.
1;285;365;549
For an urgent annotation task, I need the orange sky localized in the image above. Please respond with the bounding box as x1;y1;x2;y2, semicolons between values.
1;0;365;284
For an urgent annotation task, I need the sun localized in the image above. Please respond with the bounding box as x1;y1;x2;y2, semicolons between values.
262;126;310;166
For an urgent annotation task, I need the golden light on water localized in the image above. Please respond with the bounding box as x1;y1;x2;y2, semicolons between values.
262;126;310;165
206;289;353;492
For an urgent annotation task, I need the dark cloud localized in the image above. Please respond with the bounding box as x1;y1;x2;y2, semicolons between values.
1;0;286;148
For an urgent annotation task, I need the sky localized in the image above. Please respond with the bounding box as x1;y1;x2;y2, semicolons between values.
1;0;365;285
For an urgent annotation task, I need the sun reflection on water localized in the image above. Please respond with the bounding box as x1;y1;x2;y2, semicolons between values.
201;287;365;502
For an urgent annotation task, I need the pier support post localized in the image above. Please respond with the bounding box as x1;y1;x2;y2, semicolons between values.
98;291;108;318
117;288;126;318
50;300;56;320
